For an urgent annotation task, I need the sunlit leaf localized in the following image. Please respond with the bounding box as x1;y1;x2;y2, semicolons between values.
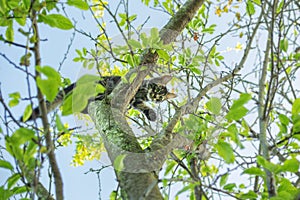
280;38;288;52
243;167;264;176
22;104;32;122
175;184;195;196
129;72;137;83
226;106;248;121
246;0;255;16
164;161;176;176
240;191;258;199
231;93;251;109
206;97;222;115
252;0;261;5
36;66;61;102
280;158;299;173
157;49;170;61
276;0;284;14
279;114;289;126
128;39;142;49
223;183;236;191
7;174;21;189
6;21;14;42
219;173;229;187
39;14;73;30
114;154;126;171
292;98;300;115
9;128;36;146
62;75;104;115
0;160;13;171
215;141;235;163
257;156;279;173
67;0;89;10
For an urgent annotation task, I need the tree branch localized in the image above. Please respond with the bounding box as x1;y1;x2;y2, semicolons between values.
31;10;64;200
89;0;205;199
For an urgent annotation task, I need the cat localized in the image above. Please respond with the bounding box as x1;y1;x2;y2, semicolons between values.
23;75;176;122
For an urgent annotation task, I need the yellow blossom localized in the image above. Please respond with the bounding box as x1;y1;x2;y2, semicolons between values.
215;6;222;17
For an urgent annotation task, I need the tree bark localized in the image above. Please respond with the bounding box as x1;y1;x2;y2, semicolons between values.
89;0;205;199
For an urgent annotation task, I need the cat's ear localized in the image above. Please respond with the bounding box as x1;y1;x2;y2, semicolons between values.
166;92;177;100
149;75;172;85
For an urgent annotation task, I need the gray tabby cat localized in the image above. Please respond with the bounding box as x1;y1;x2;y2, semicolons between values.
23;75;176;122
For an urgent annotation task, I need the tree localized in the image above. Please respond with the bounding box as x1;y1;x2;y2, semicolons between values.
0;0;300;199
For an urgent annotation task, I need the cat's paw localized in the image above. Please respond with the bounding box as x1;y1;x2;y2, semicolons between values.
145;109;156;121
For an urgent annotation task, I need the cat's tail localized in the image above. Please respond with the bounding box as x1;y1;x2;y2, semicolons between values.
20;83;76;122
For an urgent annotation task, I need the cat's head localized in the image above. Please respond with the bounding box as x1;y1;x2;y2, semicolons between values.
147;75;177;102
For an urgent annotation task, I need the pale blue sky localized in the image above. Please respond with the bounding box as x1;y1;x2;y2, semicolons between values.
0;1;172;199
0;1;252;199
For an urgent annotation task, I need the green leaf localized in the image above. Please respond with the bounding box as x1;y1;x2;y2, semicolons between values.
257;156;279;173
206;97;222;115
280;38;288;52
226;93;251;121
175;184;195;196
292;98;300;115
223;183;236;191
157;49;170;61
6;128;36;160
231;93;251;110
10;128;35;146
0;0;7;14
276;0;284;14
279;114;289;125
37;78;59;102
246;0;255;16
150;28;159;41
55;115;66;132
39;14;73;30
36;66;61;102
22;0;30;9
7;174;21;189
219;173;229;187
243;167;264;176
280;158;299;173
129;73;137;83
9;92;20;99
126;54;135;67
6;21;14;42
114;154;126;171
226;106;248;121
277;178;298;197
11;186;28;195
227;124;243;148
0;160;13;171
62;94;73;116
63;75;104;115
22;104;32;122
215;141;235;164
164;161;176;176
118;13;126;19
109;191;117;200
15;16;26;26
128;14;137;22
252;0;261;5
240;191;258;199
128;39;142;49
7;0;19;8
67;0;89;10
189;66;202;75
140;32;149;47
9;99;19;107
95;83;106;93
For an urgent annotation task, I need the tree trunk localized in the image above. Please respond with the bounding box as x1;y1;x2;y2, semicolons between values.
89;0;205;199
